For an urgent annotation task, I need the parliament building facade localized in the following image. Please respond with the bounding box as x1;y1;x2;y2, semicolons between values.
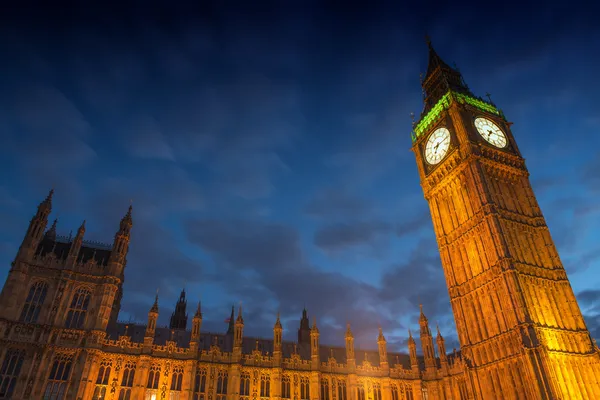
1;44;600;400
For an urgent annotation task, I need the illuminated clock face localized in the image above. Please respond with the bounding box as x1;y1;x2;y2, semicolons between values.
474;117;507;148
425;127;451;165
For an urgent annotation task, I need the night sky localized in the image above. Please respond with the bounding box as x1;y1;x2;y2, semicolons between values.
1;2;600;353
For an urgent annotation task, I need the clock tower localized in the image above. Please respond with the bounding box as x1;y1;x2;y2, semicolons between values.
411;39;600;399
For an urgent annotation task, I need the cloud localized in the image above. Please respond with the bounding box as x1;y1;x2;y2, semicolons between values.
124;115;175;161
305;189;372;219
314;221;392;252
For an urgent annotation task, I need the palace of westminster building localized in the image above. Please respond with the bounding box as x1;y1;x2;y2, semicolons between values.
2;43;600;400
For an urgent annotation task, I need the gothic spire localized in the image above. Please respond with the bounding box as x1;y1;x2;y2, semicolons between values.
420;37;472;116
169;288;188;330
45;218;58;240
274;311;282;329
195;301;202;318
227;305;235;335
150;293;159;314
236;303;244;324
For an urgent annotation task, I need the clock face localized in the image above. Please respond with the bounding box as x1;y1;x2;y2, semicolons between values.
474;117;507;148
425;127;451;165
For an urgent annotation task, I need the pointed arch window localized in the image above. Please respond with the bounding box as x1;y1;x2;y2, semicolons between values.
300;377;310;400
20;281;48;323
169;366;184;399
92;359;112;400
118;362;136;400
356;386;365;400
64;287;91;329
260;374;270;399
390;384;399;400
146;365;160;389
240;372;250;398
337;380;347;400
216;370;228;400
43;354;73;400
373;383;382;400
193;368;207;400
320;378;330;400
281;375;291;399
0;349;25;399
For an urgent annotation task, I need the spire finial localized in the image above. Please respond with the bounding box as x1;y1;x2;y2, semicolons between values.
195;301;202;318
425;34;432;49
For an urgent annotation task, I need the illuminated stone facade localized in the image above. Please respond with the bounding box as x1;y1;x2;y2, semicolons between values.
1;42;598;400
0;191;469;400
411;39;600;398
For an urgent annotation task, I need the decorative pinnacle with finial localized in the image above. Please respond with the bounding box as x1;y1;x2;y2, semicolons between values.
425;34;432;48
485;92;493;104
410;112;415;127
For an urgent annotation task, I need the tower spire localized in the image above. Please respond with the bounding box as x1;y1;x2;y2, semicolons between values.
227;305;235;335
169;288;188;330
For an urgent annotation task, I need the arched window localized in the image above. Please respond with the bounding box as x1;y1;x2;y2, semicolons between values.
146;365;160;389
0;349;25;399
373;383;382;400
356;386;365;400
65;288;91;329
193;368;207;400
43;354;73;400
390;384;399;400
92;360;112;400
320;378;329;400
260;374;270;399
20;281;48;323
216;371;228;400
118;362;136;400
337;380;347;400
240;372;250;398
406;383;414;400
169;366;183;399
281;375;291;399
300;377;310;400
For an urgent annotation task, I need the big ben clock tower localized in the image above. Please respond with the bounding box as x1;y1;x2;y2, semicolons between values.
412;39;600;399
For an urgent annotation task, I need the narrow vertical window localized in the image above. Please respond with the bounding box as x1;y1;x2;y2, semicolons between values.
146;365;160;389
193;368;207;400
281;375;291;399
0;349;25;399
118;362;136;400
216;370;228;400
20;281;48;323
169;366;183;399
43;354;73;400
65;288;91;329
373;383;382;400
300;377;310;400
320;378;329;400
260;375;270;398
92;360;112;400
337;381;346;400
240;372;250;398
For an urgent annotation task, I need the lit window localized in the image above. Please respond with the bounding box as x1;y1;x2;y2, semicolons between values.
20;281;48;323
92;360;112;400
260;375;270;398
170;366;184;399
357;386;365;400
373;383;382;400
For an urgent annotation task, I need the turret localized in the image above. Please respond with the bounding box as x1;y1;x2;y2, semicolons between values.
419;305;437;371
234;304;244;353
190;301;202;349
377;327;389;370
310;317;320;367
345;324;355;366
298;307;310;344
408;329;419;373
436;324;448;369
45;219;58;241
66;220;85;268
273;312;283;362
169;289;188;330
144;294;159;347
17;189;53;261
109;205;132;275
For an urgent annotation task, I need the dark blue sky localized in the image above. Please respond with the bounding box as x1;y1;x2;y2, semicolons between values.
1;2;600;352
